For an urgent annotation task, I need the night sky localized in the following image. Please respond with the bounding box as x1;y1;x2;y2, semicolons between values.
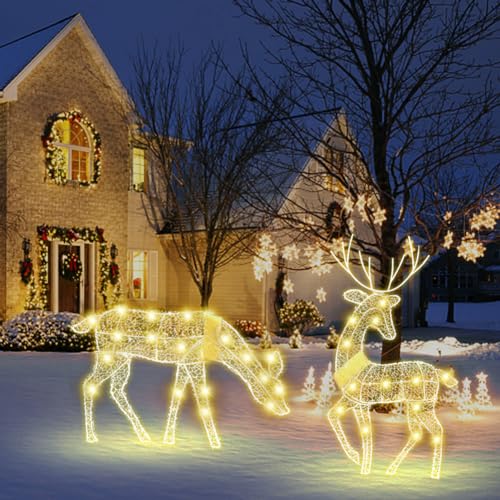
0;0;274;88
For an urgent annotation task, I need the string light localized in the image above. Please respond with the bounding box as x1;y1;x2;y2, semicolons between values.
327;236;457;479
457;232;486;262
72;309;289;447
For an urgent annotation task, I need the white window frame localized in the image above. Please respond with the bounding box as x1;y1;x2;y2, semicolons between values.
131;147;147;192
127;249;158;301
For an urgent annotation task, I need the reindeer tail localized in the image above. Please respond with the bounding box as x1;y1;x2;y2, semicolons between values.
439;369;458;388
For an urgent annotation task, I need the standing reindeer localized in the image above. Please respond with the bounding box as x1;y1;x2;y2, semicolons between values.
72;309;289;448
327;237;457;479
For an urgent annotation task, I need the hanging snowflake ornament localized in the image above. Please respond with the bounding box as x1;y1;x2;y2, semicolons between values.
282;244;300;261
443;230;454;249
283;277;295;294
316;287;327;303
342;196;354;214
457;232;485;262
373;208;386;226
253;233;277;281
443;211;452;222
470;204;499;232
310;248;332;276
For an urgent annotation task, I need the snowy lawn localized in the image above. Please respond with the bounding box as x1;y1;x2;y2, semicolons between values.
427;301;500;331
0;343;498;500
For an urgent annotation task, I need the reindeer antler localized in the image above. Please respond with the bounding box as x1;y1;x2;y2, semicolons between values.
330;235;429;294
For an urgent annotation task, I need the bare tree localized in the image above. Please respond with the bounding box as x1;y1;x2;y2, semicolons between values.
235;0;500;361
130;44;290;307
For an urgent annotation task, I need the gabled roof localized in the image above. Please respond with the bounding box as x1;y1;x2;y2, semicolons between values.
0;13;129;105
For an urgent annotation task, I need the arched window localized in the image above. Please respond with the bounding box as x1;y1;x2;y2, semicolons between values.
53;119;92;182
325;201;348;239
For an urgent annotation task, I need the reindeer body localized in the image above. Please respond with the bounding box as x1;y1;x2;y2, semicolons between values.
327;237;457;479
73;309;289;447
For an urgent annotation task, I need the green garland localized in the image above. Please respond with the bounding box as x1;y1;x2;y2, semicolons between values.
42;110;102;186
34;225;120;310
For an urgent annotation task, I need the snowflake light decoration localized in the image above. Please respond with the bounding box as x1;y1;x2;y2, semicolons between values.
443;230;454;249
373;208;386;226
72;309;289;447
316;287;327;303
253;233;277;281
327;236;457;479
282;244;300;261
283;277;295;294
342;197;354;214
470;204;499;232
457;232;485;262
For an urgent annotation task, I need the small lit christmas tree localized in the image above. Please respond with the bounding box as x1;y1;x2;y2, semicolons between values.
316;362;336;412
475;372;492;409
325;325;339;349
259;329;272;349
289;327;303;349
297;366;317;402
457;377;476;418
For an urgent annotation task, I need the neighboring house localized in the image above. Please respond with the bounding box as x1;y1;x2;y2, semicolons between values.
422;241;500;303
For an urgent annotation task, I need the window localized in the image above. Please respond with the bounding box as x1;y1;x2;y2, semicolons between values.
54;120;91;182
127;250;158;300
131;147;146;192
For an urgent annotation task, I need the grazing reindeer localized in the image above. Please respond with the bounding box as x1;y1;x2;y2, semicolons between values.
72;308;289;448
327;237;457;479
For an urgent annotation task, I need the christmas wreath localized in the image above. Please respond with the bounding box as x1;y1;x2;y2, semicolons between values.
109;262;120;286
42;110;102;186
19;257;33;285
60;250;83;282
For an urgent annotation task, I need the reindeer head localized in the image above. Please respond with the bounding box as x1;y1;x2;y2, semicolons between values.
331;236;428;341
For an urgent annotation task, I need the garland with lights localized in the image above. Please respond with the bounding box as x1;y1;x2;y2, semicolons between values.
42;110;102;186
33;225;119;310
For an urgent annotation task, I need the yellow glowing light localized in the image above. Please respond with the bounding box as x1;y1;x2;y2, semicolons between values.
88;315;97;326
342;339;351;349
349;316;357;325
116;305;127;316
147;311;157;321
327;235;453;479
274;384;285;395
221;334;231;344
266;352;276;363
73;308;289;448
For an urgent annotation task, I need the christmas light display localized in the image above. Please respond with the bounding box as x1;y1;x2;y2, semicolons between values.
457;377;476;419
475;372;492;409
457;232;486;262
327;236;457;479
316;287;327;303
316;362;336;412
72;309;289;447
299;366;317;402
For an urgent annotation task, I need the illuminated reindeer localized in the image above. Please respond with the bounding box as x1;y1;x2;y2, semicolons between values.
327;237;457;479
72;309;289;448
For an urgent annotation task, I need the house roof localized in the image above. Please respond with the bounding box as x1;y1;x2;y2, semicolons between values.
0;14;75;91
0;13;130;105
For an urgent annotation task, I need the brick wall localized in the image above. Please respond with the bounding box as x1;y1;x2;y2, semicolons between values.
0;104;7;318
3;26;130;318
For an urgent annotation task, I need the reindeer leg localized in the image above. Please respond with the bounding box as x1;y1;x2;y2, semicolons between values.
417;408;444;479
327;397;360;465
186;363;221;449
82;354;122;443
353;405;372;475
163;364;190;445
387;402;423;475
110;360;151;443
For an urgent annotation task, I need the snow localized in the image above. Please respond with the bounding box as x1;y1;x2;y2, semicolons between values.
427;301;500;331
0;339;499;499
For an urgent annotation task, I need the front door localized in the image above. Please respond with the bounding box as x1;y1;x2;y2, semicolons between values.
58;244;81;313
49;241;95;313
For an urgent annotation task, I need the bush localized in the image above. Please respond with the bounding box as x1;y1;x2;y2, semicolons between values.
279;299;324;336
0;310;95;352
234;319;264;338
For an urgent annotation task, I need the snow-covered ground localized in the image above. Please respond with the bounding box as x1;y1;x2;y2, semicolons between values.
0;341;499;499
427;301;500;331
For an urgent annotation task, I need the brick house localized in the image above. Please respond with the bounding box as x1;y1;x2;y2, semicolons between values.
0;14;265;323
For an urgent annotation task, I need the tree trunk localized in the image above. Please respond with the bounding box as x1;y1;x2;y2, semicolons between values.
446;249;457;323
199;279;212;309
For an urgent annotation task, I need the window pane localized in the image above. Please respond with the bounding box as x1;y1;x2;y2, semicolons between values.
54;121;70;143
131;251;147;299
132;148;146;191
70;121;89;147
71;150;89;181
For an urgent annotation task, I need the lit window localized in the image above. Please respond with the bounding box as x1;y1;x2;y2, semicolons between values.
131;148;146;192
129;251;147;299
54;120;91;182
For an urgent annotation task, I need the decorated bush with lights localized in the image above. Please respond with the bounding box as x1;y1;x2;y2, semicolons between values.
234;319;264;338
279;299;324;336
0;311;95;352
72;308;289;447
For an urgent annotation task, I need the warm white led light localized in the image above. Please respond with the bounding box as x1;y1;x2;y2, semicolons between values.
327;236;455;479
73;309;290;448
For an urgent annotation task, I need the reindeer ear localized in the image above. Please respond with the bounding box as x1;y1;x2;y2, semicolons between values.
388;295;401;307
266;349;284;378
343;289;368;304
